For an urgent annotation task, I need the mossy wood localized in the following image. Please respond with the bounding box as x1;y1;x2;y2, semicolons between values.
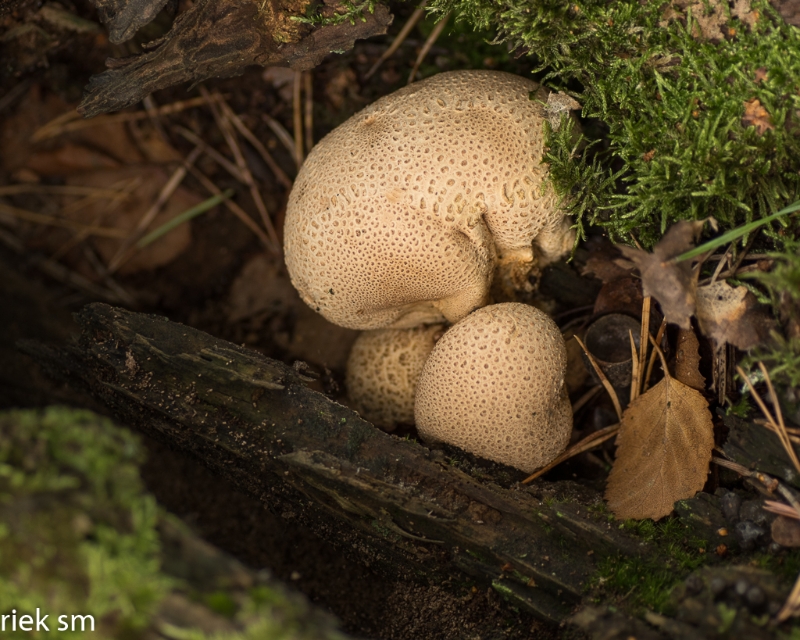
23;303;651;624
0;407;354;639
78;0;392;117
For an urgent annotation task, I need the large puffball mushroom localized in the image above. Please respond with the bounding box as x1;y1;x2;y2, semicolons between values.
284;70;575;331
414;303;572;473
346;325;443;431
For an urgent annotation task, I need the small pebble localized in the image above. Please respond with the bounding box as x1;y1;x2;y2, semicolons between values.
719;490;742;523
746;586;766;610
710;576;728;597
685;574;704;595
735;578;749;597
735;520;765;550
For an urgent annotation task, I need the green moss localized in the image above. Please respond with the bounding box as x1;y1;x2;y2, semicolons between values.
752;549;800;585
589;517;709;614
0;407;171;638
0;408;352;640
429;0;800;248
292;0;378;26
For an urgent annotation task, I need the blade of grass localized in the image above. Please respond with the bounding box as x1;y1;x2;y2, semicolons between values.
675;200;800;263
136;189;234;249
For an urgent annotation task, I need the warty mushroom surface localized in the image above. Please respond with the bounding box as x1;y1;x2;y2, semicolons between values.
283;70;575;330
346;325;443;431
414;302;573;473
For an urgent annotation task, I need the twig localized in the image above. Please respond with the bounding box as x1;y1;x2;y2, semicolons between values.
200;88;279;253
0;185;125;198
574;335;623;421
174;126;247;183
407;12;450;84
107;145;203;273
365;0;428;80
186;165;273;249
80;243;138;308
304;70;314;155
0;228;125;303
643;318;667;393
633;296;651;402
142;94;171;144
32;95;227;142
763;500;800;520
708;243;732;285
737;364;800;476
0;201;128;238
262;114;298;166
629;330;640;405
522;423;620;484
293;70;304;168
219;107;293;190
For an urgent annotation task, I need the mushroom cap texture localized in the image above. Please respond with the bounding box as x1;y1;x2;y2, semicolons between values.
414;303;572;473
284;70;566;331
346;325;442;430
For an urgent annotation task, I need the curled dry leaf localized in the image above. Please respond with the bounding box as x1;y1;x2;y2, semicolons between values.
695;280;776;350
605;371;714;520
674;327;706;391
618;220;705;329
742;98;775;135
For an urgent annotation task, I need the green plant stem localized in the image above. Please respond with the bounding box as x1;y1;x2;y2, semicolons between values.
675;200;800;263
136;189;235;249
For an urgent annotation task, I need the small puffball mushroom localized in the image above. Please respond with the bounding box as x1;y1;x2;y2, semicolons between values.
414;303;572;473
284;70;574;330
346;325;443;431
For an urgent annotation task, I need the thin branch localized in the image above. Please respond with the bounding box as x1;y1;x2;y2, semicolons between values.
574;335;623;421
293;70;304;169
365;0;428;80
522;423;620;484
408;12;450;84
107;145;203;273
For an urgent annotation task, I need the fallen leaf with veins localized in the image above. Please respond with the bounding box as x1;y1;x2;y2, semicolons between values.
695;280;776;350
618;220;705;329
674;327;706;391
606;368;714;520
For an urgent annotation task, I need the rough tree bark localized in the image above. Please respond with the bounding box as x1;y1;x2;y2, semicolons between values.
78;0;393;117
21;303;647;625
20;304;800;638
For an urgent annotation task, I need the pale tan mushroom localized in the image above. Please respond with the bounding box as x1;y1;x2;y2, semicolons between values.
284;70;574;330
414;303;572;473
346;324;443;431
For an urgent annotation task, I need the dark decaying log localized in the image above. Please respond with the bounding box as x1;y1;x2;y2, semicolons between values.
88;0;172;43
79;0;393;118
21;302;650;625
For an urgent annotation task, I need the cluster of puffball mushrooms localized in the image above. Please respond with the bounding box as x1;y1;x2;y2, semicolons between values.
283;70;577;474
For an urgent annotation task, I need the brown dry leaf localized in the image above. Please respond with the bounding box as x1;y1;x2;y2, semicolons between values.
62;166;199;275
674;327;706;390
742;98;775;134
618;220;705;329
26;143;121;176
695;280;776;349
773;516;800;547
581;236;635;283
605;371;714;520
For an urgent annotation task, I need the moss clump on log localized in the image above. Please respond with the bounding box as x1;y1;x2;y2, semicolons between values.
0;407;353;640
429;0;800;248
